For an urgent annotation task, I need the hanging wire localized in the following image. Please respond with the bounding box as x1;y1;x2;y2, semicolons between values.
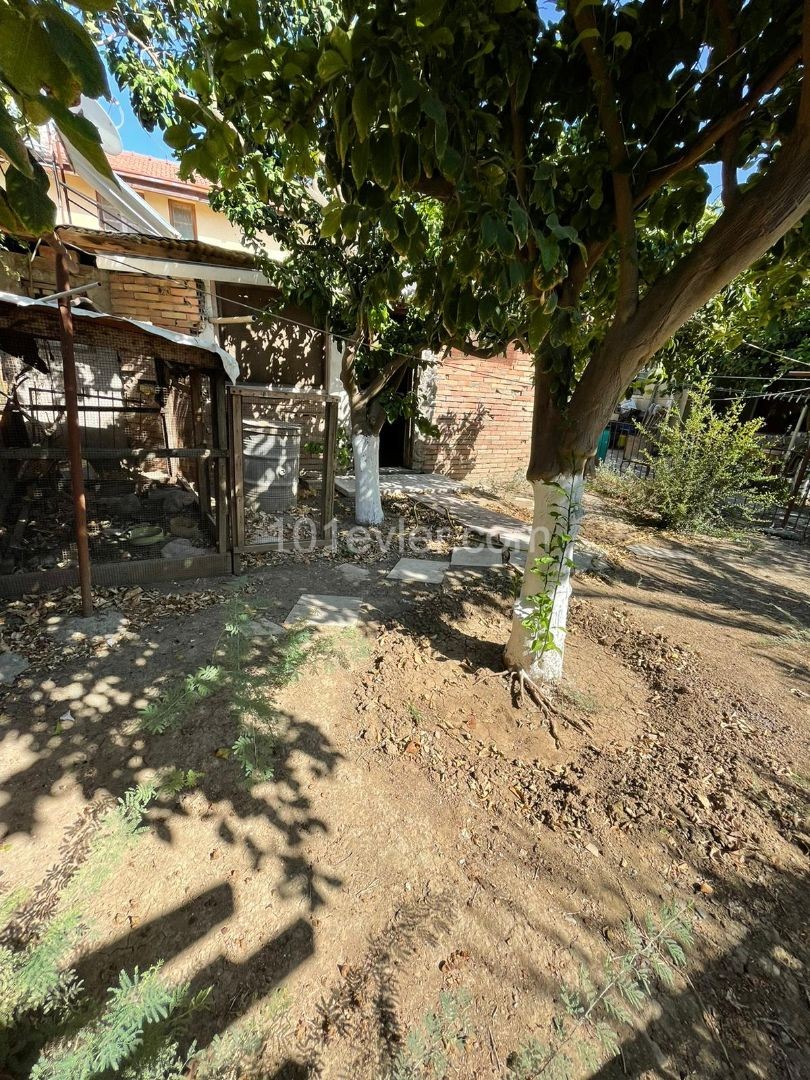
62;238;445;369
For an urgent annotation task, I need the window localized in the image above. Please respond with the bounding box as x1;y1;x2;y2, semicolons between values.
168;200;197;239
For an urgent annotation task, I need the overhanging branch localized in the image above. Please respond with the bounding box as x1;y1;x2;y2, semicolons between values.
635;41;802;206
572;1;638;322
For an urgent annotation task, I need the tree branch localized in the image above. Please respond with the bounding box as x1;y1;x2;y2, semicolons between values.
635;41;802;206
568;122;810;453
572;1;638;322
711;0;741;207
354;353;408;410
800;0;810;134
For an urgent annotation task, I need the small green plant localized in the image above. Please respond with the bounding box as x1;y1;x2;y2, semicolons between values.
612;381;782;532
157;768;205;797
139;666;223;735
521;480;580;661
141;602;338;786
0;785;208;1078
507;903;693;1078
194;987;292;1080
390;989;473;1079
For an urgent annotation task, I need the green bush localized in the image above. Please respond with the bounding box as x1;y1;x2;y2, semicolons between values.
594;382;782;532
0;785;207;1079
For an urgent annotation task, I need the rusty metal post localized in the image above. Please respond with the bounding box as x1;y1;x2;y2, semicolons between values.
51;237;93;616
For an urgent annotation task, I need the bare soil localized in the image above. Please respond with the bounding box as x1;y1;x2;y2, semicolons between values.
0;492;808;1079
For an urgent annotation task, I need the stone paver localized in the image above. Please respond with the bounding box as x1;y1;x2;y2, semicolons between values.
387;558;449;584
284;594;365;628
627;544;695;562
0;651;29;685
450;545;504;567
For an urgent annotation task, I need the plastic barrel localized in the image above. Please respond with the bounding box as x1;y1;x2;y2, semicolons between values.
242;419;301;513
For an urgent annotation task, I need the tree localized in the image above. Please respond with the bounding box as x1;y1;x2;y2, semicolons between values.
103;2;441;525
0;0;114;235
104;0;808;682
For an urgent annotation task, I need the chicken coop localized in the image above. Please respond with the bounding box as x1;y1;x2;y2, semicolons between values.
0;293;234;597
229;383;339;557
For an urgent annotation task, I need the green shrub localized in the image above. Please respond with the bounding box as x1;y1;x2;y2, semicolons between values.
0;785;208;1079
593;382;782;532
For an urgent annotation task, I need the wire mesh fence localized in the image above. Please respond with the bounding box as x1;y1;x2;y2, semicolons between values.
0;307;230;595
230;385;338;553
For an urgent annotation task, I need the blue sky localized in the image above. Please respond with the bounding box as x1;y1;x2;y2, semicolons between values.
107;67;173;159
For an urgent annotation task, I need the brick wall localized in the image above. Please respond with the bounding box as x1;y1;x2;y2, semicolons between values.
412;345;533;485
107;272;204;334
0;252;204;335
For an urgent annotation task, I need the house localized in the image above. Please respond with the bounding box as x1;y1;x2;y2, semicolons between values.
0;139;340;596
6;132;537;489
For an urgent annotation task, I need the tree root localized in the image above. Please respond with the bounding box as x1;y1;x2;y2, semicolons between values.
507;668;593;747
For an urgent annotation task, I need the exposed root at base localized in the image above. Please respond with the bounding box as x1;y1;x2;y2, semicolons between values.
506;668;592;747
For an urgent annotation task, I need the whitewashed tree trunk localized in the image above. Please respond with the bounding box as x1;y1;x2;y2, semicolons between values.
352;430;384;525
504;473;585;683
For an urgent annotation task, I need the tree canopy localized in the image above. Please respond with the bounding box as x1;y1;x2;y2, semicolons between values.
105;0;808;476
0;0;114;235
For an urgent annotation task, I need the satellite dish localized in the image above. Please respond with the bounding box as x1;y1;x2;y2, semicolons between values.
76;96;123;156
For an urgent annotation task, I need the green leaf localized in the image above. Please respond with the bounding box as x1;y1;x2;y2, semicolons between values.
529;304;557;349
370;132;394;188
613;30;633;50
329;26;353;65
494;0;524;11
538;233;559;272
509;197;529;246
6;161;54;234
317;49;348;82
351;139;370;185
42;97;115;179
0;106;33;176
42;3;109;99
571;27;599;50
320;205;342;238
352;78;375;141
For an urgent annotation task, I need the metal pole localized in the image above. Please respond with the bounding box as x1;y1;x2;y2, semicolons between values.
51;237;93;616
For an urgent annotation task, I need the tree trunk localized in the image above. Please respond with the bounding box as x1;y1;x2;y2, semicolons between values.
504;471;585;683
352;426;384;525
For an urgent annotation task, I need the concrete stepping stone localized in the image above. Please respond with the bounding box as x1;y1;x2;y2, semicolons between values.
284;594;365;628
450;545;504;567
387;558;449;584
43;610;129;644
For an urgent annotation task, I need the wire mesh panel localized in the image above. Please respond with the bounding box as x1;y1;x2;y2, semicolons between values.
0;307;230;595
230;385;338;552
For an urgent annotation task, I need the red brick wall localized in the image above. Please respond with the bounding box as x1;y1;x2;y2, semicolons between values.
412;345;534;485
108;273;204;334
0;253;204;336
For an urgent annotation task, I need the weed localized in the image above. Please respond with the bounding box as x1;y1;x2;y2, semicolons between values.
194;988;293;1079
390;989;473;1079
507;902;694;1078
157;769;205;797
0;785;207;1079
139;602;341;786
139;666;223;735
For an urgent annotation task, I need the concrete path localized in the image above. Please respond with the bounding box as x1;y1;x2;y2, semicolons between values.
335;469;463;499
335;468;531;550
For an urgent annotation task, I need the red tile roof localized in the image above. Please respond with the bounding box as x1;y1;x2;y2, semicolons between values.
109;151;211;192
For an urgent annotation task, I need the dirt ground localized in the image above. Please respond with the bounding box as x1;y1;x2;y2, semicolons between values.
0;490;808;1079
